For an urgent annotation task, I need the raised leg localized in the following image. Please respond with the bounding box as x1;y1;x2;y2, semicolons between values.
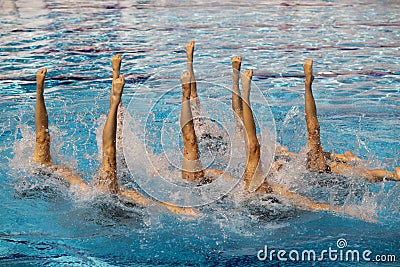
111;54;125;152
97;76;125;193
180;71;204;182
32;68;52;165
185;41;202;132
241;69;264;191
303;60;328;172
232;56;244;130
32;68;87;188
112;54;121;80
186;41;198;100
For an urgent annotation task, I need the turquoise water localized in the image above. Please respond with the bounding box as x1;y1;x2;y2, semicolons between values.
1;0;399;266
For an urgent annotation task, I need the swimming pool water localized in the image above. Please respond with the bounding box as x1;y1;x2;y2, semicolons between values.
1;0;399;266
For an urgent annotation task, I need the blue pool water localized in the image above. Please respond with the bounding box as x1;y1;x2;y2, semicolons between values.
1;0;399;266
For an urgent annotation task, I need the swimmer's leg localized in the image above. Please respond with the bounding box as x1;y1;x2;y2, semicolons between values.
331;151;362;163
276;148;362;163
232;56;244;129
303;60;328;172
111;54;125;152
270;183;375;222
330;162;400;182
119;189;198;215
180;71;204;182
32;68;52;165
97;76;125;193
109;54;122;107
32;68;87;188
186;41;202;130
112;54;121;80
362;168;400;181
241;69;264;191
186;41;198;100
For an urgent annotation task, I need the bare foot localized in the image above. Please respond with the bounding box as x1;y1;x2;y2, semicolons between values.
111;75;124;105
185;40;195;62
36;68;47;93
232;56;242;71
112;54;122;80
181;71;191;99
303;59;314;82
